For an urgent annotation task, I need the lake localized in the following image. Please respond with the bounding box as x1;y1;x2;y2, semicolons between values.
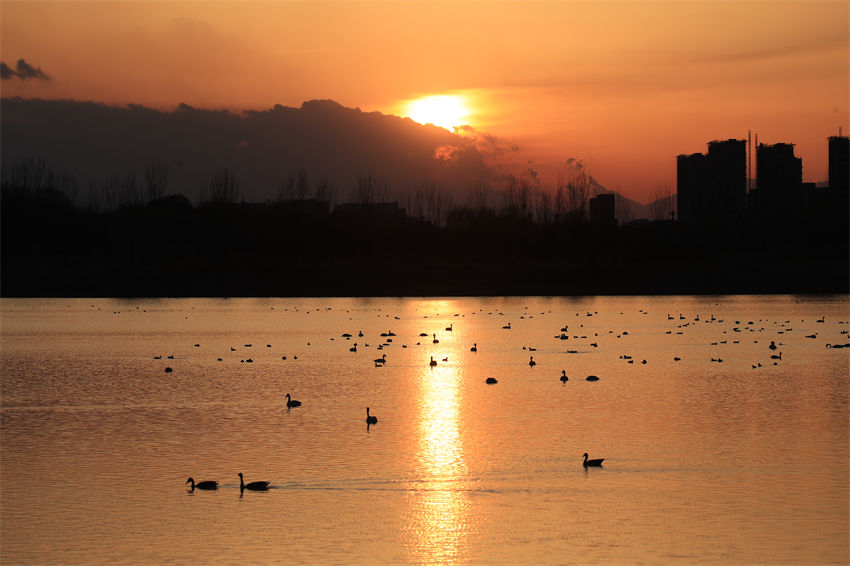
1;296;848;565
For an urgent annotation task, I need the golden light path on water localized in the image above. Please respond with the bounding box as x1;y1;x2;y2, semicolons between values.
406;300;469;565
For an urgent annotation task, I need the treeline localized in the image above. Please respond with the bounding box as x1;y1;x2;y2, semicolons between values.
1;158;846;297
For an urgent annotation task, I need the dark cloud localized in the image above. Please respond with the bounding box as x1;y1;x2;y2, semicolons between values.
1;98;492;203
564;157;584;170
1;59;50;81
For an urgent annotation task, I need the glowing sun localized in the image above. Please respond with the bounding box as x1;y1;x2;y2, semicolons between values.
404;94;471;131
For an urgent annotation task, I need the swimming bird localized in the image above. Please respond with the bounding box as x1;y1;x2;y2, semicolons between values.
770;352;782;360
583;453;604;467
430;356;437;367
529;356;536;367
285;393;301;408
560;370;568;382
374;354;387;364
432;334;439;344
366;407;378;424
470;343;478;352
503;322;511;329
186;477;218;491
238;473;270;491
485;377;498;384
769;340;777;350
349;343;358;352
586;375;599;381
446;323;453;331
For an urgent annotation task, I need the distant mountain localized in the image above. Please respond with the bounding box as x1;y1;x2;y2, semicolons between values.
589;177;650;222
1;98;490;204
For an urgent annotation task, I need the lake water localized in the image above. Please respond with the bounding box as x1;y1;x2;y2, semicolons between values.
1;296;848;565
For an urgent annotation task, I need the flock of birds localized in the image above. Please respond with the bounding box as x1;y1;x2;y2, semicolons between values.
177;304;848;492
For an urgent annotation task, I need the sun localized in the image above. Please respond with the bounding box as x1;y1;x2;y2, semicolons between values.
403;94;471;132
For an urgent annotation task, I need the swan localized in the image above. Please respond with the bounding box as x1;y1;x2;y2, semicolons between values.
366;407;378;424
485;377;498;384
560;370;568;382
285;393;301;408
429;356;437;367
586;375;599;381
470;343;478;352
374;354;387;364
238;473;270;491
583;453;604;467
186;477;218;490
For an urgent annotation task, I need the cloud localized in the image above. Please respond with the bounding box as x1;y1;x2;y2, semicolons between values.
1;59;50;81
0;98;491;203
564;157;584;170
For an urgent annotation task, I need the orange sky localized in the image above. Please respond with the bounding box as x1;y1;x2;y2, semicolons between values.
2;1;847;203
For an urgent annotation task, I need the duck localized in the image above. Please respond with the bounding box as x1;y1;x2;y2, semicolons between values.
238;473;270;492
560;370;568;383
583;453;605;467
186;477;218;491
366;407;378;424
470;343;478;352
285;393;301;408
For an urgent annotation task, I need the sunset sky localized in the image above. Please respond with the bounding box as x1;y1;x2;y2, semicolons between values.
2;1;847;203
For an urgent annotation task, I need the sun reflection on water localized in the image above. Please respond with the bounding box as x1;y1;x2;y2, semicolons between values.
407;356;469;564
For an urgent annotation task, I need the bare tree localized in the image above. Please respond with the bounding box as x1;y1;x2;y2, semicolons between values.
354;171;388;204
145;161;168;203
503;171;533;217
535;184;554;225
566;170;591;220
296;168;309;201
650;182;674;221
119;173;143;208
466;178;490;212
277;173;296;202
315;176;336;205
101;176;121;211
208;167;239;204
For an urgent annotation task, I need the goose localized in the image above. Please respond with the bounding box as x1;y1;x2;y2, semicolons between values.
349;343;358;352
432;334;439;344
238;473;270;491
586;375;600;381
485;377;498;384
502;322;511;329
374;354;387;364
470;343;478;352
446;324;453;331
186;477;218;491
582;453;604;467
560;370;568;383
529;356;536;367
429;356;437;367
366;407;378;424
285;393;301;408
